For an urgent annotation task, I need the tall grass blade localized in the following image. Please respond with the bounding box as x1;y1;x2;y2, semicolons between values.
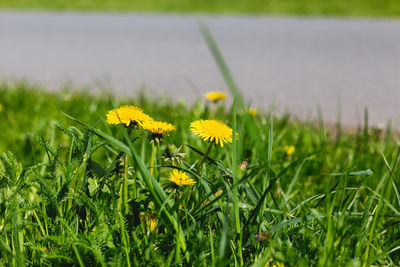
232;98;240;234
199;21;244;108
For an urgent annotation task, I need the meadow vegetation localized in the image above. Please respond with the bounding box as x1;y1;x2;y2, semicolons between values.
0;80;399;266
0;23;399;267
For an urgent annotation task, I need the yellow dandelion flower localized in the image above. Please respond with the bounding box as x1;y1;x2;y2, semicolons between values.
284;145;295;156
106;105;153;126
249;108;258;116
169;169;196;186
139;212;157;233
264;261;284;267
205;91;227;102
141;120;176;135
190;119;236;147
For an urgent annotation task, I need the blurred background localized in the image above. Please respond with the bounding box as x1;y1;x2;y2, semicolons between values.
0;0;399;125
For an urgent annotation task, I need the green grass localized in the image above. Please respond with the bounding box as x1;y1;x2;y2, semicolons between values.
2;0;400;17
0;82;399;266
1;24;400;265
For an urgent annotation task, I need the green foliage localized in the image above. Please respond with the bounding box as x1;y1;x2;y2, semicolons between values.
0;82;399;266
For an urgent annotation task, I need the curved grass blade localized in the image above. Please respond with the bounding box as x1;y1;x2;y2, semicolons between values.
199;21;244;108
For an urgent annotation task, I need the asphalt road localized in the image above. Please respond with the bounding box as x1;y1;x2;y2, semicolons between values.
1;11;400;125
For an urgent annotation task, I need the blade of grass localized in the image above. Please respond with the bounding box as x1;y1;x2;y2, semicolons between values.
363;146;400;266
231;98;243;265
260;104;274;230
232;98;240;234
199;21;244;108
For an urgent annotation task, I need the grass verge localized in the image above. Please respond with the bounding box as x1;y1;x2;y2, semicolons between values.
0;82;399;265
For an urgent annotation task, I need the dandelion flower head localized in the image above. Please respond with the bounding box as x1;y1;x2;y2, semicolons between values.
190;119;236;147
141;120;176;135
284;145;295;156
205;91;227;102
139;212;157;233
169;169;196;186
106;105;153;126
249;108;258;116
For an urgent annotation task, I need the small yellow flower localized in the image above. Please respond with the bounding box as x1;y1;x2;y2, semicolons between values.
190;119;236;147
169;169;196;186
249;108;258;116
106;105;153;126
141;120;175;135
284;145;295;156
139;212;157;233
0;103;3;112
205;91;227;102
265;261;284;267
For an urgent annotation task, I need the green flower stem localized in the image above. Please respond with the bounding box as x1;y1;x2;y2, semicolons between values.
210;102;217;118
157;141;161;180
175;224;181;265
151;142;159;180
150;143;155;174
185;184;195;210
132;166;137;199
123;153;129;215
197;141;213;173
183;193;190;240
